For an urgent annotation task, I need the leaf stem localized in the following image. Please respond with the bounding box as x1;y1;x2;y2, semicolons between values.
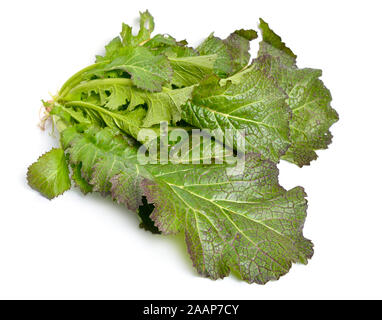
58;62;108;97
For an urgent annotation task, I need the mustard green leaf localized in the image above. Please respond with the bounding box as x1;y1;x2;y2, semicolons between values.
197;29;257;77
168;54;217;87
71;163;93;194
120;10;154;48
197;33;233;77
142;153;313;284
259;18;296;64
63;78;194;127
27;148;71;199
61;125;142;200
93;47;172;92
256;46;338;166
182;66;291;162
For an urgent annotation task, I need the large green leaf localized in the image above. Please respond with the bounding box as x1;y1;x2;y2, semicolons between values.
182;65;291;162
142;153;313;284
61;125;144;210
257;21;339;166
27;148;71;199
56;123;313;283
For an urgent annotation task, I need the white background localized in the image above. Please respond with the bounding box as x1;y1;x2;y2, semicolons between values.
0;0;381;300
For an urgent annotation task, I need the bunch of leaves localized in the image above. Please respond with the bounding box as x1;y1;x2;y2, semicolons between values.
27;11;338;284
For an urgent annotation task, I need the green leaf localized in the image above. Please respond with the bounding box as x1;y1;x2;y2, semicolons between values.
259;18;296;64
62;78;132;111
95;37;123;62
96;10;155;63
71;163;93;194
63;78;194;126
57;123;312;283
144;34;178;48
120;10;154;47
56;101;146;139
139;86;194;127
233;29;258;40
142;153;313;284
197;29;257;77
61;126;143;208
27;148;71;199
29;12;339;284
168;54;217;87
197;33;233;77
144;34;197;58
93;47;172;92
263;56;338;166
110;172;144;213
182;65;291;162
257;21;338;165
223;30;257;74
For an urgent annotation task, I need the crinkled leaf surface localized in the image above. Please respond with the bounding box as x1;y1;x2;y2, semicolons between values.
58;125;313;283
257;22;339;166
257;56;338;166
182;65;291;162
27;12;337;284
61;125;144;211
27;148;71;199
71;163;93;194
142;153;313;284
223;30;257;74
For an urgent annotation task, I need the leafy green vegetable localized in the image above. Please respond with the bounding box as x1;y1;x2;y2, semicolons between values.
27;148;71;199
257;20;339;166
27;11;339;284
197;29;258;77
142;153;313;283
94;47;173;92
258;18;297;63
182;65;291;162
168;54;217;87
62;78;194;126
